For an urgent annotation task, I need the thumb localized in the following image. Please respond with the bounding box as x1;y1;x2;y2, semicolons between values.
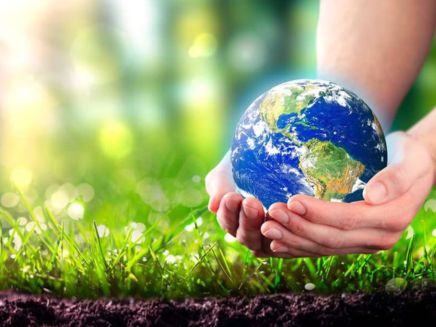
363;132;431;205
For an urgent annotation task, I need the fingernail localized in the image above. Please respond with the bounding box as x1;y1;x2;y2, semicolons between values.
269;209;288;224
288;200;306;215
272;244;288;253
263;228;282;240
243;203;258;218
367;182;387;203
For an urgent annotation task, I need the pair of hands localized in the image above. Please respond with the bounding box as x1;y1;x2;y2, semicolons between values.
205;132;434;258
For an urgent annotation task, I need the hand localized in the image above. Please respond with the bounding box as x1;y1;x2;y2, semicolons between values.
206;152;277;257
260;132;434;257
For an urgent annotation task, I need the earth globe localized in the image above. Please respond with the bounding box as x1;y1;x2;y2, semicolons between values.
231;79;387;208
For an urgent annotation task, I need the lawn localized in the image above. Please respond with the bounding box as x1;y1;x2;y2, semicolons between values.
0;127;434;300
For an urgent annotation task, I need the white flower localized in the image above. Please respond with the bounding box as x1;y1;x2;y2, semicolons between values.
184;223;195;232
166;255;177;264
424;199;436;212
25;221;47;234
17;217;28;226
304;283;316;291
405;226;414;240
184;217;203;232
10;231;22;250
125;222;146;243
96;224;110;238
165;254;182;264
224;233;236;243
131;230;143;243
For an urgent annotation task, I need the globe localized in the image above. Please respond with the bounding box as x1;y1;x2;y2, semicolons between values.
231;79;387;208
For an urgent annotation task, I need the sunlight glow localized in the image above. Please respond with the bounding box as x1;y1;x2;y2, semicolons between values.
99;120;133;160
67;202;85;220
10;168;33;189
188;33;217;58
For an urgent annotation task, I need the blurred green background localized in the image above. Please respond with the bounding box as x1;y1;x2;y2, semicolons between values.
0;0;434;192
0;0;434;298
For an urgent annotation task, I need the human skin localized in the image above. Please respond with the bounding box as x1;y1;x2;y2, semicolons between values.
205;0;436;258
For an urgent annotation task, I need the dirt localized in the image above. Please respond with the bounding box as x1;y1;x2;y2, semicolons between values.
0;290;434;326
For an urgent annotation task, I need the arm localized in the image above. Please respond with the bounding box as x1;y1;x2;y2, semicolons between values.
260;1;436;257
261;0;436;257
263;115;435;257
408;109;436;185
207;0;436;258
317;0;436;129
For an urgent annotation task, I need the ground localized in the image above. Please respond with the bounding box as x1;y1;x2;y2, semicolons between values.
0;289;434;326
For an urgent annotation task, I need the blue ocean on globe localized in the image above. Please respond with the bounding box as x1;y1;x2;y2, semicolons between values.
231;79;387;208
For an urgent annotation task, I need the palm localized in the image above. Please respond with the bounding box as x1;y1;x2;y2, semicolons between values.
206;152;277;257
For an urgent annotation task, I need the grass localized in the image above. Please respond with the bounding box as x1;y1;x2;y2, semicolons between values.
0;131;434;299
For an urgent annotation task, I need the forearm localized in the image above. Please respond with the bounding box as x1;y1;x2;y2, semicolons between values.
316;0;436;130
408;108;436;185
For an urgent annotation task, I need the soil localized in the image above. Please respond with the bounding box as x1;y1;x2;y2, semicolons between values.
0;290;434;327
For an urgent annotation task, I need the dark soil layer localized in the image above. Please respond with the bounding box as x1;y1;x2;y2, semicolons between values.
0;290;434;327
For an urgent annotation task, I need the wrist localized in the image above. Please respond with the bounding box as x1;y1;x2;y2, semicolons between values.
406;131;436;186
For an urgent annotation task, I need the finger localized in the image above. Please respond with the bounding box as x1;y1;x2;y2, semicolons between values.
363;132;432;205
287;194;408;231
216;193;243;236
286;195;376;230
289;185;426;233
235;197;265;251
268;203;401;250
208;193;226;213
262;221;379;256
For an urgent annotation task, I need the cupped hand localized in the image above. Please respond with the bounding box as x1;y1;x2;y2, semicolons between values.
261;132;434;257
206;152;280;257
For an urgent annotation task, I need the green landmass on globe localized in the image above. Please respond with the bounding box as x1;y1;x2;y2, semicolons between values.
231;79;387;207
299;139;365;200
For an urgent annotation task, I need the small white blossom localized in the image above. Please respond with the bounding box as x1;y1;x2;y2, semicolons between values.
304;283;316;291
224;233;236;243
131;230;143;243
165;254;182;264
96;224;110;238
405;226;414;239
184;223;195;232
17;217;28;226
